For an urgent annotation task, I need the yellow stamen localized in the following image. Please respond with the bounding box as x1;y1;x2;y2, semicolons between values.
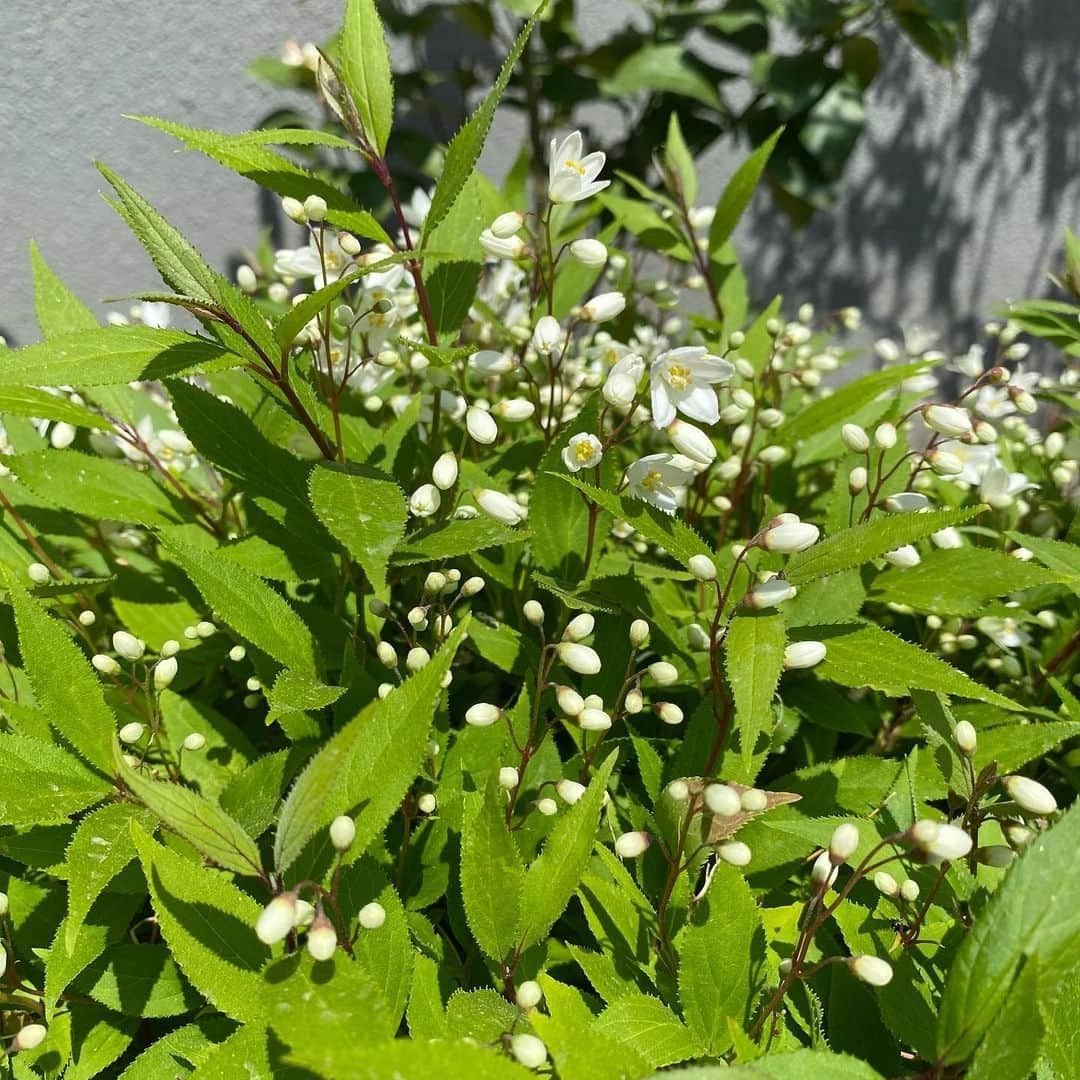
642;469;664;491
565;159;587;176
574;443;595;463
664;363;692;390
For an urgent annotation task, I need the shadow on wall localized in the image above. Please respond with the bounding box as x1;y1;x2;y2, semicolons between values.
746;1;1080;350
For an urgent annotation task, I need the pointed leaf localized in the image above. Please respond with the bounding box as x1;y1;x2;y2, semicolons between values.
708;127;783;253
340;0;395;154
29;239;98;336
726;612;786;769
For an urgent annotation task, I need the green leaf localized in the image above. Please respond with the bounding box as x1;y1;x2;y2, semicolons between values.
392;516;527;565
726;612;786;769
10;448;184;526
77;943;201;1017
0;385;112;431
29;239;98;336
133;116;390;243
340;0;395;154
605;44;723;112
422;11;538;237
709;127;783;254
7;576;117;774
595;993;705;1068
0;736;107;826
131;820;269;1022
937;803;1080;1064
794;622;1022;710
461;775;525;962
786;506;984;585
115;746;264;877
161;532;319;675
555;473;714;567
718;1049;885;1078
273;617;468;871
517;750;617;951
0;326;237;387
115;1017;231;1080
1007;530;1080;592
219;750;294;838
664;112;697;205
308;462;407;597
677;864;764;1054
64;802;155;955
283;1036;529;1079
869;547;1065;615
273;270;359;348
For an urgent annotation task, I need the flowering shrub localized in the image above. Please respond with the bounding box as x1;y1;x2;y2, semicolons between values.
1;3;1078;1077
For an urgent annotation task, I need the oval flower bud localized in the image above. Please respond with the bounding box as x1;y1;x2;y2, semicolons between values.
406;647;430;672
624;688;644;714
848;465;868;494
112;630;145;661
432;452;458;490
578;707;612;731
523;599;545;626
874;422;897;449
466;406;498;445
841;424;870;453
556;779;587;804
666;419;716;465
614;831;651;858
557;642;602;675
1002;775;1057;816
92;654;121;676
688;553;717;581
409;483;441;518
570;237;608;266
746;578;797;609
465;703;501;727
740;788;768;812
884;492;932;514
474;488;526;526
874;871;900;897
763;521;820;553
629;619;651;648
883;545;920;568
182;732;206;752
850;955;893;987
603;370;638;407
656;702;683;725
303;194;328;222
704;783;741;817
417;793;437;814
358;901;387;929
719;841;752;867
516;979;543;1009
536;797;558;816
582;291;626;323
490;210;525;239
153;657;178;690
306;914;337;961
119;721;145;744
256;893;297;944
27;561;51;584
329;815;356;852
556;685;585;717
923;404;972;437
914;821;972;863
532;315;564;355
563;613;595;642
953;720;977;757
12;1023;48;1053
829;823;859;864
667;779;690;802
511;1033;548;1069
648;661;678;685
811;850;838;888
498;766;520;790
783;641;826;670
493;398;536;421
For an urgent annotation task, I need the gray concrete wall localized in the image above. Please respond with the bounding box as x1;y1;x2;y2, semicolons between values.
2;1;1078;352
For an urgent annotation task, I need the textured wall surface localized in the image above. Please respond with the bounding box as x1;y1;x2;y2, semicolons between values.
2;1;1078;352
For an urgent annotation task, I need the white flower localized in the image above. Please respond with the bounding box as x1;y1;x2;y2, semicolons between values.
650;347;734;428
548;131;610;203
931;526;963;549
274;233;350;288
980;463;1037;509
562;432;604;473
625;453;692;515
402;187;432;229
473;488;527;525
975;615;1029;650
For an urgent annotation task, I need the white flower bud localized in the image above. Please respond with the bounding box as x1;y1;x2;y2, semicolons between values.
160;639;180;658
928;449;964;476
78;609;96;626
931;527;963;549
556;779;587;804
236;264;258;293
614;831;651;858
358;901;386;929
153;657;178;690
306;914;337;961
12;1023;48;1053
884;492;931;514
740;788;768;812
281;196;306;222
182;732;206;752
474;488;527;525
417;793;437;814
1004;822;1035;849
196;621;216;639
0;891;8;915
516;979;543;1009
432;452;459;490
719;841;752;867
842;424;870;453
746;578;797;609
850;955;893;987
953;720;977;757
466;703;501;727
783;641;826;669
582;291;626;323
303;194;328;222
536;797;558;816
119;722;145;744
874;871;899;897
763;521;820;553
27;561;51;584
912;821;972;863
493;398;536;421
330;815;356;851
923;404;972;437
732;388;756;411
532;315;564;355
759;408;784;430
578;707;611;731
848;466;868;494
112;630;145;661
812;850;838;888
511;1033;548;1069
409;483;441;518
424;571;447;594
256;893;297;944
490;211;525;238
466;406;499;446
704;783;741;817
978;845;1015;868
570;238;608;267
1002;775;1057;816
563;613;595;642
523;600;545;626
337;231;361;255
883;545;920;568
666;420;716;465
376;641;397;668
92;654;121;676
627;619;651;648
406;647;430;672
499;766;520;790
687;623;711;651
656;702;683;725
461;576;485;598
648;661;678;685
687;554;717;581
557;642;601;675
556;686;584;717
624;688;644;714
407;607;427;629
874;422;897;449
829;823;859;864
603;369;639;407
667;779;690;802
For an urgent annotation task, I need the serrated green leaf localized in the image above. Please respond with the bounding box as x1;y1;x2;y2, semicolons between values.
219;750;294;838
115;1017;231;1080
726;612;786;770
517;751;617;951
76;942;202;1017
795;622;1021;710
29;239;99;336
7;576;117;775
677;863;764;1054
274;618;468;871
308;462;407;597
0;385;112;431
1007;530;1080;592
664;112;697;206
340;0;395;154
595;992;705;1067
407;952;449;1039
131;820;269;1022
717;1049;885;1078
392;516;528;565
273;270;359;347
115;745;264;877
422;11;538;237
0;325;237;387
161;532;319;675
461;774;525;962
286;1036;528;1078
786;506;984;584
709;127;783;254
